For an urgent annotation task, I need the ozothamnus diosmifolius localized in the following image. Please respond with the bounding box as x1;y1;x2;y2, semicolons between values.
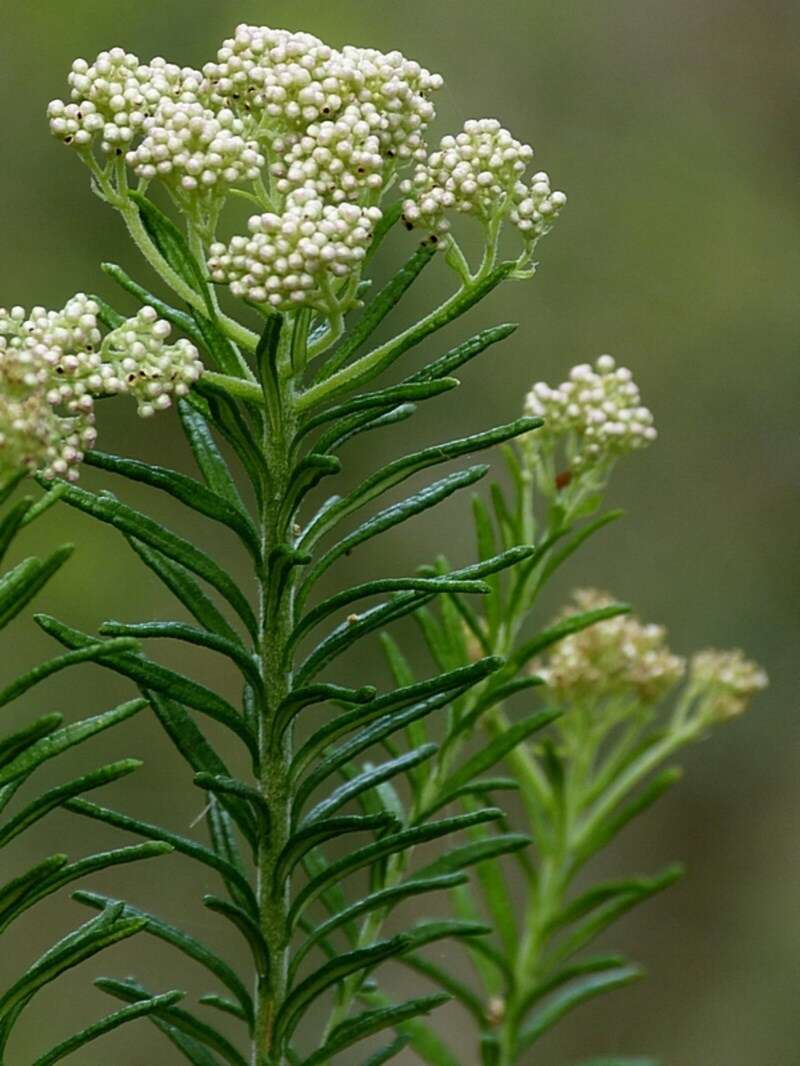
0;23;765;1066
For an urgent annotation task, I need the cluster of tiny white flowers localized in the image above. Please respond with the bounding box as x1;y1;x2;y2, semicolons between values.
1;298;103;481
203;26;342;128
338;45;442;160
208;190;382;310
541;589;686;705
690;649;768;721
48;48;205;154
400;118;566;241
270;103;386;202
525;354;656;469
0;299;203;481
103;307;204;418
202;26;442;159
126;100;264;197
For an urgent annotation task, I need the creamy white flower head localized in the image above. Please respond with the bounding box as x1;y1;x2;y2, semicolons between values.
270;102;387;202
400;118;565;242
525;354;656;470
102;307;204;418
690;649;768;721
0;297;104;481
338;45;443;160
203;25;341;128
126;100;264;198
541;589;686;706
49;48;205;154
208;189;382;311
1;297;203;480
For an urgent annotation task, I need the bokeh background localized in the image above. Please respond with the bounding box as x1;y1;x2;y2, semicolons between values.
1;1;798;1063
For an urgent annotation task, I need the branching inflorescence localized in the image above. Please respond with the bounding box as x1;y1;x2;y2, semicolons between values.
0;21;765;1066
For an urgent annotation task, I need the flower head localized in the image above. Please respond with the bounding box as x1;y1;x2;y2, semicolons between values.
400;118;565;244
541;589;686;706
525;354;656;471
126;100;264;201
690;649;768;721
208;190;382;311
0;298;203;481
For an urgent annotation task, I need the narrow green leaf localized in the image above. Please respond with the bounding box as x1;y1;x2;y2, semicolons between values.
127;538;241;645
300;262;515;410
400;955;486;1023
296;379;458;448
0;713;62;769
0;843;171;934
272;683;377;743
319;243;437;380
0;761;140;848
66;800;257;915
295;591;437;684
52;482;258;639
304;994;449;1066
84;451;259;561
275;935;414;1046
435;710;560;802
415;833;532;880
508;603;631;674
75;891;254;1025
0;698;145;788
99;620;260;690
294;692;457;815
177;399;247;510
101;264;202;343
291;657;502;780
290;575;487;651
203;896;269;975
300;746;436;824
290;873;466;979
308;419;540;551
147;693;256;851
0;497;32;567
518;967;642;1051
408;323;518;384
0;546;73;631
32;991;185;1066
130;191;209;302
0;907;147;1030
288;809;502;929
35;616;256;759
0;639;139;710
275;813;396;885
96;975;246;1066
298;466;489;603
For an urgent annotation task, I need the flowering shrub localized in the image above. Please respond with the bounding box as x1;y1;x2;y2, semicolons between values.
0;22;764;1066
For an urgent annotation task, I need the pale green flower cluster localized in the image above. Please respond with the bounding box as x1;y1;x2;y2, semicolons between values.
541;589;686;706
690;648;768;721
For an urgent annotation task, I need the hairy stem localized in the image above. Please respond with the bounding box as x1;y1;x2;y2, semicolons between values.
254;372;298;1065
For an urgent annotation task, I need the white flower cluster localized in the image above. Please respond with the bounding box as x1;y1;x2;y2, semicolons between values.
126;100;264;198
400;118;566;241
270;104;386;203
207;190;382;310
541;589;686;705
48;48;204;154
102;307;203;418
690;649;768;721
0;299;203;482
525;354;656;469
203;26;442;160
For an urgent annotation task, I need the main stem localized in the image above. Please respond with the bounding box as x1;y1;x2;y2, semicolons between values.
254;378;298;1066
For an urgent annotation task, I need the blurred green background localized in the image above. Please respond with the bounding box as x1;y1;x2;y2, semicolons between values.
1;1;798;1063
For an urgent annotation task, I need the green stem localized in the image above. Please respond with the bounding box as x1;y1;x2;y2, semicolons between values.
253;373;299;1065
